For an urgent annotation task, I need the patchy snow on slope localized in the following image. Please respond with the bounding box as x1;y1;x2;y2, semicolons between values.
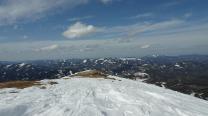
0;76;208;116
174;63;183;69
120;58;141;61
134;72;149;77
83;59;87;63
5;64;12;68
18;63;26;68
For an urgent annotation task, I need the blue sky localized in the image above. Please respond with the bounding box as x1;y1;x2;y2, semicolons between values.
0;0;208;61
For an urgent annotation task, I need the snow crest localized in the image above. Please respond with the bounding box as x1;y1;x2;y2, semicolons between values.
0;76;208;116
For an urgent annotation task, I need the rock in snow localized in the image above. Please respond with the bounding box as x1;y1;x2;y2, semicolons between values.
0;76;208;116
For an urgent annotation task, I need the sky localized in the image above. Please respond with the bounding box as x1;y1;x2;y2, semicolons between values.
0;0;208;61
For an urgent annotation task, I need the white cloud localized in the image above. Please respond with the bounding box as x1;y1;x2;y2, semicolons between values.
162;1;181;7
62;22;98;39
0;0;88;25
62;19;185;42
100;0;113;4
140;44;150;49
0;0;118;25
184;13;192;18
63;18;191;43
1;25;208;61
128;19;184;36
129;13;153;19
35;44;59;52
101;19;184;40
23;35;28;39
13;25;19;30
80;44;100;52
68;16;93;22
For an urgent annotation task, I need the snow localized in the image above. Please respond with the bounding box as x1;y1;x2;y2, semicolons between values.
74;70;92;74
152;54;159;57
18;63;26;68
0;76;208;116
175;63;183;69
134;72;149;77
142;64;149;66
120;58;140;61
161;82;166;88
69;70;73;75
5;64;12;68
83;60;87;63
160;65;166;69
191;92;197;97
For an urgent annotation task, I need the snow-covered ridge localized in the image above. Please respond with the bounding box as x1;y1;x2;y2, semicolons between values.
0;76;208;116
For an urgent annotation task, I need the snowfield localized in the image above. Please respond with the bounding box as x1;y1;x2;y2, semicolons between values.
0;76;208;116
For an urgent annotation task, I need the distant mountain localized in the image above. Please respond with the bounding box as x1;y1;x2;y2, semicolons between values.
0;55;208;100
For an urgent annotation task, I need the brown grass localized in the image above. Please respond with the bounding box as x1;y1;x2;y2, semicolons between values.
71;70;117;80
0;81;42;89
63;78;70;80
72;70;107;78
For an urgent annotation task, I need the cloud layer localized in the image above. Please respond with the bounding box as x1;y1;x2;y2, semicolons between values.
35;44;59;52
63;22;98;39
100;0;113;4
0;0;90;25
140;44;150;49
0;0;115;25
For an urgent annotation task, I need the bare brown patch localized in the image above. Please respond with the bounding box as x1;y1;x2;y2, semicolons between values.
72;70;117;80
72;70;107;78
0;81;42;89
